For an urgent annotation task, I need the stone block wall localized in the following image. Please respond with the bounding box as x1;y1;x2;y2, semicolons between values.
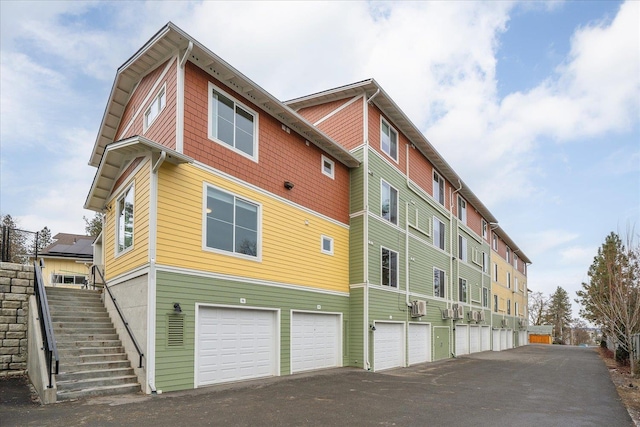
0;262;34;374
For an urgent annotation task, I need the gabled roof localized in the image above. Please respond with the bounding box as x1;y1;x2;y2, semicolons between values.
286;79;498;224
90;22;359;169
84;135;193;212
493;225;532;264
40;233;95;259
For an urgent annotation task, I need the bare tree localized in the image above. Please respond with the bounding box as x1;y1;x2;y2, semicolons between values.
576;230;640;374
528;291;549;326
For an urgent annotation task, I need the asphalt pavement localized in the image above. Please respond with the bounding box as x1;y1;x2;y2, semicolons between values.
0;345;633;426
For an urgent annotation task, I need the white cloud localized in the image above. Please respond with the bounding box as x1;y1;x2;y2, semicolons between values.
521;229;579;257
560;245;597;265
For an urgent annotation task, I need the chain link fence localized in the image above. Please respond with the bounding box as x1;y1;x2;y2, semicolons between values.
0;226;40;263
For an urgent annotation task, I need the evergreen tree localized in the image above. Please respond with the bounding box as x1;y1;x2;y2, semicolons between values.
36;226;53;253
84;213;104;237
544;286;572;344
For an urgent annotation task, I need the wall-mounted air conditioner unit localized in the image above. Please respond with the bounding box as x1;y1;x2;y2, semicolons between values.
442;308;453;319
501;319;509;328
411;300;427;318
478;311;485;322
453;304;464;319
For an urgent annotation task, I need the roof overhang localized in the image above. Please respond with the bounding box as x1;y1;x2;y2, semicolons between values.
84;135;193;212
494;225;532;264
286;79;498;224
90;22;359;169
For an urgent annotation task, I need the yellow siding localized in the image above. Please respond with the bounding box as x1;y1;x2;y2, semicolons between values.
104;159;151;280
156;163;350;293
41;258;91;287
492;251;526;319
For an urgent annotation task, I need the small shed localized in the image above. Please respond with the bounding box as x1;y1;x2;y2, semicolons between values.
527;325;553;344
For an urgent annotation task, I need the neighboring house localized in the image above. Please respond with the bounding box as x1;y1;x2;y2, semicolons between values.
84;22;531;394
36;233;94;287
490;226;531;350
85;23;358;394
287;80;499;366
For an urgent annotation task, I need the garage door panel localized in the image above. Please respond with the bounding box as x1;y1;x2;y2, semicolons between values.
481;326;491;352
455;325;469;356
374;323;404;371
291;312;341;373
469;326;480;354
197;307;277;386
408;324;431;365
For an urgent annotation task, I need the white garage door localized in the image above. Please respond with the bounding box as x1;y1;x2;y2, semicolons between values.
197;307;277;386
507;329;513;349
469;326;480;354
374;323;404;371
519;331;528;346
291;312;341;373
481;326;491;352
492;329;501;351
408;323;431;365
500;329;508;350
455;324;469;356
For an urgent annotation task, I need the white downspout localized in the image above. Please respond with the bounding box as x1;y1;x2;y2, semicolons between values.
405;143;411;308
449;179;463;357
363;95;371;371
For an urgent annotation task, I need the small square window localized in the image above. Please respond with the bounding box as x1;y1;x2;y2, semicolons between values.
321;235;334;255
321;155;335;179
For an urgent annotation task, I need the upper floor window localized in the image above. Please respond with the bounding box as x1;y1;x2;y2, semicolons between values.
506;247;510;263
514;254;518;269
492;234;498;250
144;85;166;131
494;294;498;312
321;155;335;179
433;217;445;250
381;180;398;225
482;252;488;274
381;247;398;288
458;235;467;262
433;172;444;205
458;196;467;224
380;118;398;161
507;299;511;315
459;278;467;303
482;219;488;239
205;186;259;258
493;263;498;282
507;272;511;289
482;287;489;308
434;268;445;298
515;277;519;293
515;301;519;316
116;185;134;254
209;84;257;160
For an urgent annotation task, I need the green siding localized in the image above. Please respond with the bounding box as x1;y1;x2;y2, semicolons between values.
349;149;365;214
408;236;450;297
348;287;365;368
155;271;350;392
433;326;450;360
349;216;365;284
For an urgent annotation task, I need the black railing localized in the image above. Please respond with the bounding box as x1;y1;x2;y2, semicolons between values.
33;259;59;388
91;265;144;368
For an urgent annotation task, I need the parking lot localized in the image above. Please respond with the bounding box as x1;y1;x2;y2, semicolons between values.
1;345;632;426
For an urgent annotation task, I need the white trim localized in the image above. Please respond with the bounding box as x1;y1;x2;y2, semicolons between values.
202;182;263;262
143;83;167;133
407;179;449;218
349;210;366;219
117;57;176;141
194;303;280;388
380;178;399;226
208;82;259;163
104;265;150;287
314;94;363;126
379;116;399;163
321;235;334;255
433;266;446;299
114;183;136;258
176;57;185;153
146;150;161;394
156;264;350;297
321;155;335;179
192;160;349;230
380;246;399;288
108;155;149;206
432;170;446;207
458;276;468;303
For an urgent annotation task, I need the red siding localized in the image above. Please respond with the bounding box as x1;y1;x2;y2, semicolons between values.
144;60;177;149
183;62;350;224
367;105;407;175
297;98;352;125
466;203;482;236
315;99;364;151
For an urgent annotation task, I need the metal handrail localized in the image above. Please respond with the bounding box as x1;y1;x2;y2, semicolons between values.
33;259;59;388
92;265;144;368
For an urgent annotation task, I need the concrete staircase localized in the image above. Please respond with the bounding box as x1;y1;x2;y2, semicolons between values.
46;287;140;401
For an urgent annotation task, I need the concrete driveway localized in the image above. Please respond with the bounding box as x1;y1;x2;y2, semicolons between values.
1;345;632;426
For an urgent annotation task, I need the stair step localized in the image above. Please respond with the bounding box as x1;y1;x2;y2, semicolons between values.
56;383;140;401
57;367;135;382
56;333;121;343
54;328;117;336
57;360;133;373
56;340;123;349
45;287;101;296
50;306;109;314
53;321;115;329
58;346;125;357
59;353;128;365
51;314;111;323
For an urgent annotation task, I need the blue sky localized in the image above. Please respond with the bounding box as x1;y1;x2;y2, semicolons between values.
1;1;638;319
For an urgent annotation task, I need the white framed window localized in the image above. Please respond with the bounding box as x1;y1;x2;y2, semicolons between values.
204;185;260;259
507;272;511;289
515;277;519;293
433;217;445;250
380;117;398;161
434;268;446;298
321;235;334;255
492;234;498;250
514;254;518;269
515;302;519;316
482;219;488;239
482;287;489;308
507;299;511;315
459;278;467;303
506;247;510;263
457;196;467;224
381;247;398;288
482;252;488;273
381;180;398;225
321;155;335;179
208;83;258;160
493;263;498;282
494;295;498;312
433;171;444;205
144;85;166;131
116;185;135;254
458;235;467;262
51;274;87;286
